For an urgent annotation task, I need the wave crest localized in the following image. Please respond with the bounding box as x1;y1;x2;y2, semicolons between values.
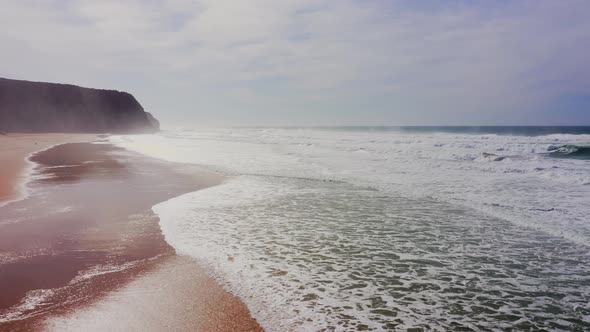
548;145;590;159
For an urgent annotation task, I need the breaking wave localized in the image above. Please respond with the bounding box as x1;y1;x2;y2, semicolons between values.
548;145;590;160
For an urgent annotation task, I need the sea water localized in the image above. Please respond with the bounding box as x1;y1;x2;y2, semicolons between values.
111;127;590;331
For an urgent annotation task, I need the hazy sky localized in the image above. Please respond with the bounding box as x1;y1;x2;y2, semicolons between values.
1;0;589;126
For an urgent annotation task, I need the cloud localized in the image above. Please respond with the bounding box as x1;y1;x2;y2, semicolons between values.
1;0;589;125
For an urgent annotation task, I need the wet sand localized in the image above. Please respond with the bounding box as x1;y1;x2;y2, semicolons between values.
0;139;262;331
45;256;263;332
0;134;94;202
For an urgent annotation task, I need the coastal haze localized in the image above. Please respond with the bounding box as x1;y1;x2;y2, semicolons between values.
1;1;590;332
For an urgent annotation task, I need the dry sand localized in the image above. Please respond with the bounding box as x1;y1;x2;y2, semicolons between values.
0;136;262;331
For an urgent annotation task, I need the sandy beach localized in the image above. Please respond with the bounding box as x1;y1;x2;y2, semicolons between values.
3;1;589;329
0;134;94;203
0;136;262;331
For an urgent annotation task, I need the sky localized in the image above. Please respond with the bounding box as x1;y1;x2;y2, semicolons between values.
1;0;589;126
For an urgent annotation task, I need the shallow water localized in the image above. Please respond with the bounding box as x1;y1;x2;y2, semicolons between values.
113;128;590;331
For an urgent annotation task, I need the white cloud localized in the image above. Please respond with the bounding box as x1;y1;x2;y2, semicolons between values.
1;0;589;125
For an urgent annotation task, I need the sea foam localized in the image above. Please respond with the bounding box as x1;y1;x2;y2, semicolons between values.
112;128;590;330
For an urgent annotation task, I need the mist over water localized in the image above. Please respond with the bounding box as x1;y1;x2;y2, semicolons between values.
112;127;590;331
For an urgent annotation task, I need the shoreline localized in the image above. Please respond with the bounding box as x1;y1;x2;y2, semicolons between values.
0;134;96;206
0;137;262;331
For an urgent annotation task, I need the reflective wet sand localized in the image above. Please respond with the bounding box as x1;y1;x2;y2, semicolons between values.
0;141;262;331
0;134;93;202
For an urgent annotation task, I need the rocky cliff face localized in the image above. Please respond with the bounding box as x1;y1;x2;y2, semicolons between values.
0;78;159;133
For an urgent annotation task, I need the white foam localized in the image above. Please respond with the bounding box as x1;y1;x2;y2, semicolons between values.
69;261;140;285
153;174;590;330
0;289;55;323
111;129;590;246
112;129;590;330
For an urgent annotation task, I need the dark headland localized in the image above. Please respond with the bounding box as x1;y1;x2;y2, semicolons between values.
0;77;159;133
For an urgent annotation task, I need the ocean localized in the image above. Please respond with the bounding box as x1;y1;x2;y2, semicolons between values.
111;127;590;331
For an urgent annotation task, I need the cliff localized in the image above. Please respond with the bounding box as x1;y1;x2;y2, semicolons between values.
0;78;159;133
